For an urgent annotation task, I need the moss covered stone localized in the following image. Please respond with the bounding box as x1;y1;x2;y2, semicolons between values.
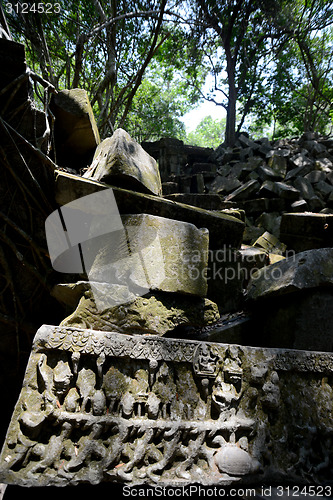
83;129;162;196
59;285;219;335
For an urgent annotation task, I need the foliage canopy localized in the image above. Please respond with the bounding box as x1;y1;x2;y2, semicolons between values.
2;0;333;145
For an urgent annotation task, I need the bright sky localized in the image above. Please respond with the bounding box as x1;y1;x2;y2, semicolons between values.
180;73;227;132
181;101;226;132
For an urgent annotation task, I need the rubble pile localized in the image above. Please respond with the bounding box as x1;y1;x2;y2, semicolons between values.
160;132;333;250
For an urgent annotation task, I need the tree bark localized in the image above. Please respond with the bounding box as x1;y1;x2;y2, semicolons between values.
224;51;237;146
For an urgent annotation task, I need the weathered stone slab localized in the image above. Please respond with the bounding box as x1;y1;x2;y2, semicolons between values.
248;288;333;352
208;175;241;194
50;89;100;168
315;180;333;198
161;181;178;194
253;231;286;255
1;325;333;487
225;179;260;202
293;176;315;200
258;180;277;198
256;165;281;182
274;181;299;201
55;171;245;250
305;170;326;184
164;193;238;211
255;212;281;238
247;248;333;301
280;212;333;251
315;157;333;173
267;154;287;178
290;199;308;212
237;133;260;150
289;153;313;170
84;129;162;196
59;285;219;335
87;213;209;298
237;197;285;215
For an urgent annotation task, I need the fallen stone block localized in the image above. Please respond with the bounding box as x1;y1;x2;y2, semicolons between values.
289;153;313;170
308;195;326;211
50;88;100;170
301;140;327;156
238;197;284;219
237;133;260;150
161;181;178;194
256;165;281;182
239;245;269;287
267;154;287;178
239;146;254;161
88;213;209;298
314;180;333;198
290;199;308;212
285;164;313;180
266;147;291;158
315;157;333;173
247;171;260;182
304;170;326;184
274;181;300;201
60;286;219;335
268;253;285;264
258;143;272;156
83;129;162;196
280;212;333;251
242;224;265;244
293;176;315;200
255;212;281;238
325;170;333;185
246;248;333;352
238;160;262;180
253;231;286;255
208;175;242;194
247;247;333;300
55;171;245;250
258;180;277;198
225;179;260;202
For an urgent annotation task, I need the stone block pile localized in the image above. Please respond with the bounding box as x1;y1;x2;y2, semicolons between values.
160;132;333;251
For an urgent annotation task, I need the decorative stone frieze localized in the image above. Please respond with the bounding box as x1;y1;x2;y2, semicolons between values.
1;325;333;487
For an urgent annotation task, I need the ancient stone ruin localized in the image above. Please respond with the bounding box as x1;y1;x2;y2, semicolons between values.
1;37;333;493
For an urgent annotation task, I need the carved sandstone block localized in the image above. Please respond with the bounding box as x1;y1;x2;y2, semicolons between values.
1;325;333;487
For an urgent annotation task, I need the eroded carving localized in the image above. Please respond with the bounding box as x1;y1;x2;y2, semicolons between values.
1;325;333;486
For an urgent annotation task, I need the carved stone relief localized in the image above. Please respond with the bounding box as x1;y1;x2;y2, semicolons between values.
0;325;333;486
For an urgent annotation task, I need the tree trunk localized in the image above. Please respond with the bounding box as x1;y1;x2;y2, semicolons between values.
224;54;237;146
